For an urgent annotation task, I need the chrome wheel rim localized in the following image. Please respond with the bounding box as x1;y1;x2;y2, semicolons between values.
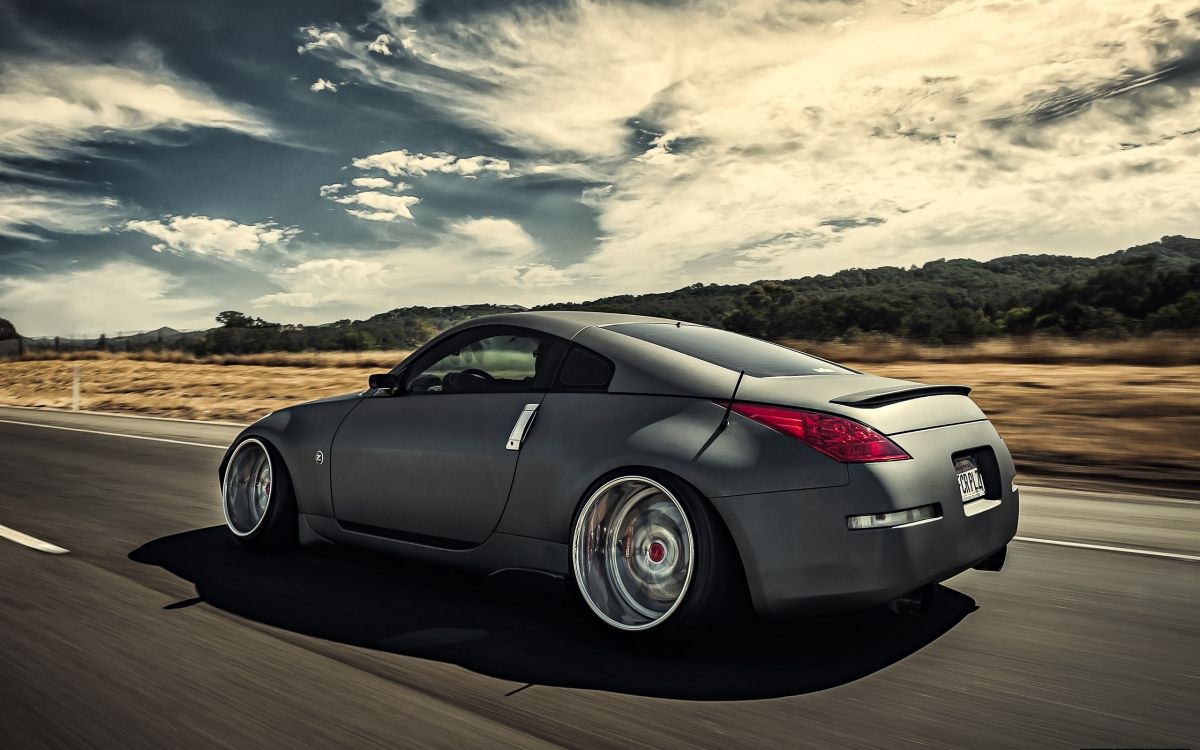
222;438;273;537
572;476;694;631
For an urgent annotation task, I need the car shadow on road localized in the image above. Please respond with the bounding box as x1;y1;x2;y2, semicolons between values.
130;527;978;700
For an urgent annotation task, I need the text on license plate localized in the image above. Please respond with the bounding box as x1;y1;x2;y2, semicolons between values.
955;456;987;502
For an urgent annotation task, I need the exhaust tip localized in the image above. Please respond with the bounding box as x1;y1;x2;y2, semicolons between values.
890;583;937;616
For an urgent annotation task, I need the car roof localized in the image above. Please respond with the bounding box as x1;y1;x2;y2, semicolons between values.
420;310;765;399
445;310;681;340
415;310;862;401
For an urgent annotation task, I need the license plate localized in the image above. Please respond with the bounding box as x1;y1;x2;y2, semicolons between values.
955;456;987;502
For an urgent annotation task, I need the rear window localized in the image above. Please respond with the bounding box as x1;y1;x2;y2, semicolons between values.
607;323;854;377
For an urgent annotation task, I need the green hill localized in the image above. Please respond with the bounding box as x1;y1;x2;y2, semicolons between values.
187;304;525;355
11;236;1199;354
534;235;1200;342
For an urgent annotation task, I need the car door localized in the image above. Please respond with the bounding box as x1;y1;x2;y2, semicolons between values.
330;326;566;545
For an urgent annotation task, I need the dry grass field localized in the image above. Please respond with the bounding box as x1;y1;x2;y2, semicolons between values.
787;333;1200;366
10;332;1200;367
858;361;1198;493
0;357;374;423
2;344;1197;494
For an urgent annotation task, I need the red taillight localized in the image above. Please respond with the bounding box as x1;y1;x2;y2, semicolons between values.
722;402;911;463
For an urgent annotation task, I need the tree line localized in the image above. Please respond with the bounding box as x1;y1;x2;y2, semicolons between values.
543;235;1200;344
7;235;1198;354
718;253;1199;342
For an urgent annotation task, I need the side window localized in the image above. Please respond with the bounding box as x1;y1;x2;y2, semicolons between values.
408;330;563;394
556;345;614;390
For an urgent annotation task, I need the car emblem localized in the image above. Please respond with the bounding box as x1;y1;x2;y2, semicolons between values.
314;450;325;465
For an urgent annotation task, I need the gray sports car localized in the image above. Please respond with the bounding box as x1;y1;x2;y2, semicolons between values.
219;311;1018;632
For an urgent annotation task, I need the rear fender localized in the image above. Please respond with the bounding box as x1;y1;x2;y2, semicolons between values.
497;393;848;543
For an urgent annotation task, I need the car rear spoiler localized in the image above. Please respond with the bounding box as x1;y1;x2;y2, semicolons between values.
830;383;972;407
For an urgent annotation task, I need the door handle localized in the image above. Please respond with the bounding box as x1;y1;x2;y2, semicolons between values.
505;403;540;451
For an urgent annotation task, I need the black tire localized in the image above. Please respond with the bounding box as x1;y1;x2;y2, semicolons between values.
221;437;297;549
569;469;749;634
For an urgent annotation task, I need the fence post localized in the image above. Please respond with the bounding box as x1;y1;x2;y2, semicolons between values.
72;366;80;412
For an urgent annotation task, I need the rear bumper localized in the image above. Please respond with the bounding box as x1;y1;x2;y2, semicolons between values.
711;420;1019;617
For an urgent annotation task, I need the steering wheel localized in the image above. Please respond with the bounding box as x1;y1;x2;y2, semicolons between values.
459;368;496;382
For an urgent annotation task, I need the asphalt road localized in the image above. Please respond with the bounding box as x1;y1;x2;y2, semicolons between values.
0;406;1196;749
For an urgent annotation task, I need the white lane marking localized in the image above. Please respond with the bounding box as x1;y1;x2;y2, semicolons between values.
1014;535;1200;562
0;419;224;450
0;524;69;554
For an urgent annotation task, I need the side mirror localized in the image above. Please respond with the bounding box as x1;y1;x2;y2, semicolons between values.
368;372;400;391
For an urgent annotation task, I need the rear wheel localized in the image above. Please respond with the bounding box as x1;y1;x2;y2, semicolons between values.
570;473;741;633
221;437;296;547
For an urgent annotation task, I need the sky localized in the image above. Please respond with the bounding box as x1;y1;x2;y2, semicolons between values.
0;0;1198;336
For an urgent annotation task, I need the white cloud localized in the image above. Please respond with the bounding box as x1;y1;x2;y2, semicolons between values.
0;186;120;240
367;34;394;56
252;217;571;317
310;78;338;93
469;263;575;290
0;50;275;260
377;0;419;19
448;216;537;255
254;258;386;308
318;183;344;197
529;162;606;181
250;292;323;308
328;148;507;223
297;26;345;55
0;262;215;336
350;176;398;189
332;191;421;221
452;155;513;177
0;58;271;162
351;149;510;178
124;215;300;261
302;0;1200;296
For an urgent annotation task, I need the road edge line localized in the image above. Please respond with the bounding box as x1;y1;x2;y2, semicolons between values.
0;403;249;427
0;418;226;450
1013;535;1200;562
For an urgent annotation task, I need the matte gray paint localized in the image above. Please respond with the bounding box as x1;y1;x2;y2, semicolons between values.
219;310;1017;618
496;394;848;542
331;392;544;544
552;322;987;435
424;311;676;353
224;392;362;518
302;515;570;577
713;420;1019;616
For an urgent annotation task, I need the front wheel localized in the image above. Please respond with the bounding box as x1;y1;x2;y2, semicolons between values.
570;473;742;633
221;437;296;547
